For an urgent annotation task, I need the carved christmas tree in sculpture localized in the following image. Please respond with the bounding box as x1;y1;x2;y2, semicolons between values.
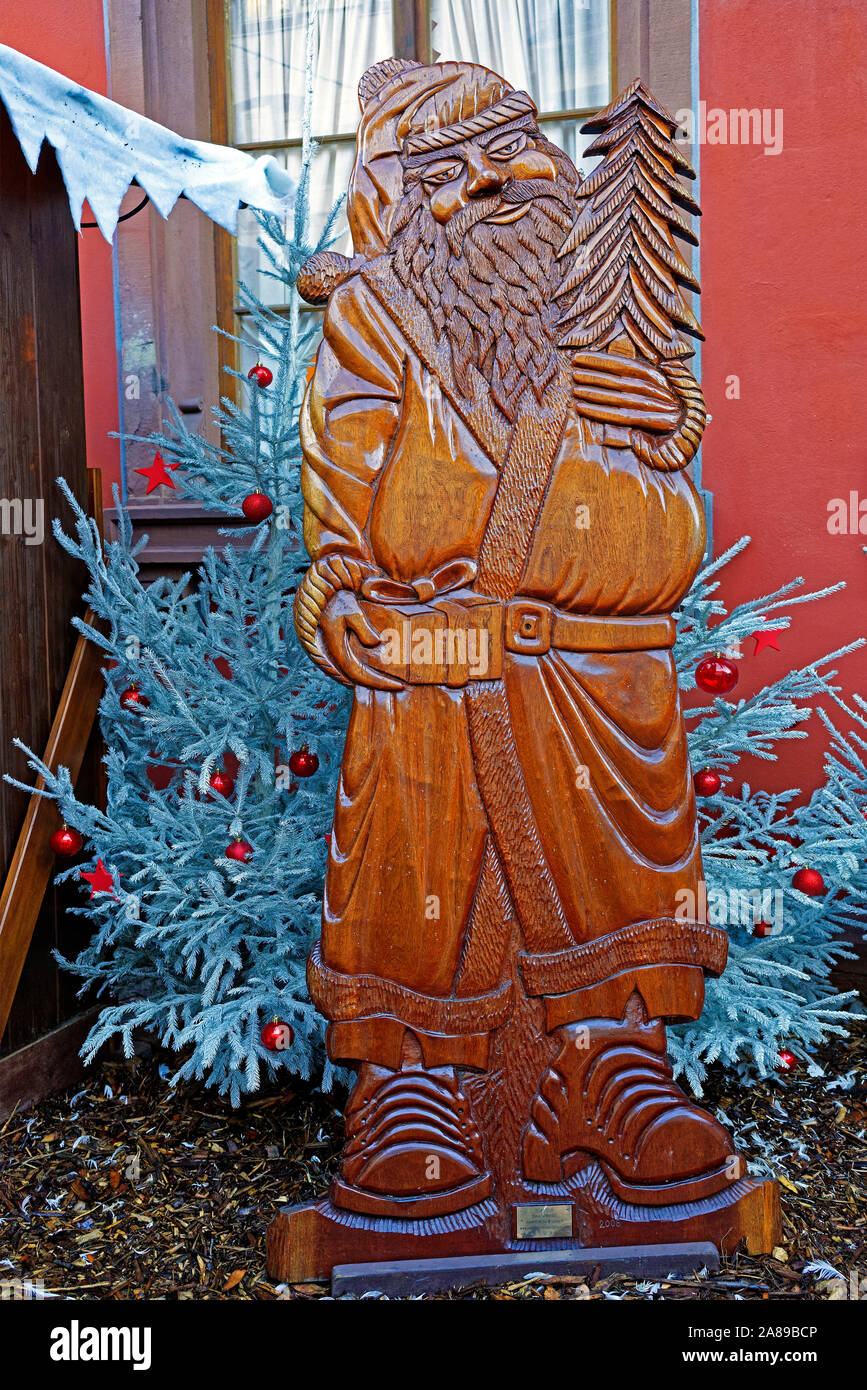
557;80;706;471
557;78;702;357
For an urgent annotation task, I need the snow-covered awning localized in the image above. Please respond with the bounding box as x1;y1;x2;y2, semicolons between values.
0;43;294;240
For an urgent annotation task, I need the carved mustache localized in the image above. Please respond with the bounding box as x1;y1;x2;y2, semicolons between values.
497;177;571;209
485;178;574;228
444;180;571;251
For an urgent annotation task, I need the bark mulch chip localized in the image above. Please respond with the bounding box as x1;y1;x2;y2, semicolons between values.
0;1027;862;1300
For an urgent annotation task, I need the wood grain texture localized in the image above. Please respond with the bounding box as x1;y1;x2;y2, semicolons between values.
205;0;239;409
0;608;105;1043
0;1010;100;1121
0;109;96;1053
268;1176;780;1284
271;63;780;1281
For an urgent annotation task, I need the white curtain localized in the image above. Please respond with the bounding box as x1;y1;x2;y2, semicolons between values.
230;0;394;143
430;0;610;113
230;0;609;145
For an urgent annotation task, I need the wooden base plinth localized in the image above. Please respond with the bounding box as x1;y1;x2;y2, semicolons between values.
268;988;782;1291
267;1196;501;1284
266;1171;780;1286
330;1242;721;1298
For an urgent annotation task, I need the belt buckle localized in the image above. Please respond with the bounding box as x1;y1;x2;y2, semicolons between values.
505;600;552;655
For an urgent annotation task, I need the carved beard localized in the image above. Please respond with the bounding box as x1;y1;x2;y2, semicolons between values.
391;152;577;422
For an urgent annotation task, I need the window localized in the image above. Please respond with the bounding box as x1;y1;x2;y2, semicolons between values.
225;0;613;342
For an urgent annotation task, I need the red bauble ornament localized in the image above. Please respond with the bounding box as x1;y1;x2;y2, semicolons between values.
50;825;83;857
695;654;739;695
260;1018;294;1051
776;1049;797;1072
120;684;150;711
288;746;319;778
693;768;722;796
209;769;235;798
146;764;174;789
792;867;825;897
146;751;180;790
752;920;774;938
241;490;274;522
247;363;273;388
226;838;254;862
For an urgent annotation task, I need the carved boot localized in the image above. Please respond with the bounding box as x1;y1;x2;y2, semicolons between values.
332;1046;492;1218
522;992;735;1205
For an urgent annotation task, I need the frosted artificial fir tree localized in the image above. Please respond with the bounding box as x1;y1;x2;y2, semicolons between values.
669;538;865;1088
7;69;352;1103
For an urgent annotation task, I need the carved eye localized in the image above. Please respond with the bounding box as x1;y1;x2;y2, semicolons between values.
422;161;462;187
486;131;528;160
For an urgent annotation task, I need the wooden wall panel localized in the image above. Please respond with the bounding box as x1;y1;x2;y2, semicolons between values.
0;107;94;1053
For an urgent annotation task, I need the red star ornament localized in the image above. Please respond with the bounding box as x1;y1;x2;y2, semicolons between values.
135;452;179;494
79;858;120;899
752;629;783;655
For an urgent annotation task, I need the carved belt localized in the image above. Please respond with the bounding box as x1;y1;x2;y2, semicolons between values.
359;593;675;686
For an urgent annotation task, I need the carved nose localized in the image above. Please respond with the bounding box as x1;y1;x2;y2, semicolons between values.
465;151;505;198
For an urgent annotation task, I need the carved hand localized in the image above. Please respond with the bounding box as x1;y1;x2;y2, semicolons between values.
571;351;682;432
571;350;706;472
294;556;404;691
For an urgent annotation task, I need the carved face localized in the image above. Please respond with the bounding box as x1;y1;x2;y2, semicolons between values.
392;118;578;421
410;120;559;225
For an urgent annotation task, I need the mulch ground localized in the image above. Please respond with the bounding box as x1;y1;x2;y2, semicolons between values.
0;1027;863;1301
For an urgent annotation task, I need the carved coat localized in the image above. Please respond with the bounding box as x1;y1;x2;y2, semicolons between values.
300;255;723;1071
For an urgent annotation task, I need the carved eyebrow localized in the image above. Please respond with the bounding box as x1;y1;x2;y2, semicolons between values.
404;149;464;178
403;114;537;171
478;115;537;147
420;155;464;174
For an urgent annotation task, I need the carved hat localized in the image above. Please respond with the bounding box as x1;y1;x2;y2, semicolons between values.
348;58;537;257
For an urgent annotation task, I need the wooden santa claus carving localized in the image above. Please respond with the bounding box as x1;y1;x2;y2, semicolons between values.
268;62;780;1284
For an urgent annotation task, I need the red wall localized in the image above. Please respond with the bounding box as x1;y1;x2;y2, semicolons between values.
699;0;867;796
0;7;120;495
